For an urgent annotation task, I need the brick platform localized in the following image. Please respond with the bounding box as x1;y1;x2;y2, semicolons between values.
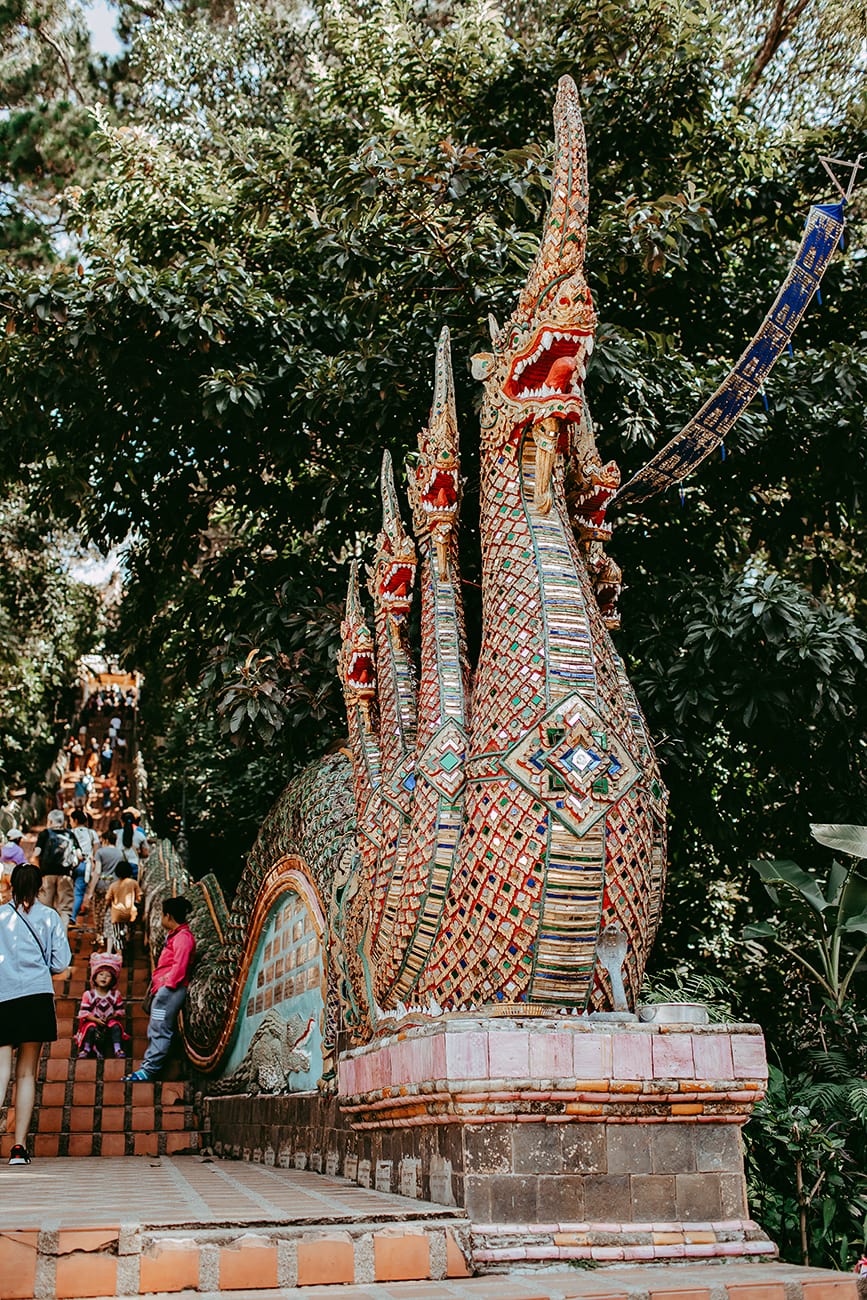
0;1155;470;1298
0;1157;861;1300
334;1015;770;1261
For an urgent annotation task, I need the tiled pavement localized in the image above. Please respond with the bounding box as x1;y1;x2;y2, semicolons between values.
0;1156;472;1296
0;1159;861;1300
0;1155;464;1229
3;1254;860;1300
97;1267;863;1300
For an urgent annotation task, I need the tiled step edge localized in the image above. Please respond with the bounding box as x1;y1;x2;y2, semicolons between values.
9;1265;864;1300
3;1218;473;1298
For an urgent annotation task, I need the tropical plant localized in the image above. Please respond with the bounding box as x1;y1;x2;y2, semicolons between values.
639;966;737;1022
746;1055;867;1268
744;824;867;1009
0;493;102;802
742;824;867;1268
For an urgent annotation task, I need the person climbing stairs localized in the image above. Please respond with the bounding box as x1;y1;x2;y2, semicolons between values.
2;686;202;1159
1;919;202;1158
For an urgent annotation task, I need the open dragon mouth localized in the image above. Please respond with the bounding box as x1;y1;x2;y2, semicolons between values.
571;482;618;528
505;329;593;402
381;562;415;606
346;650;376;690
594;580;621;629
420;469;458;517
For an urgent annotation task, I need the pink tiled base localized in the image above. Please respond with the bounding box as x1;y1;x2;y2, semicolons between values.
338;1017;767;1127
471;1221;777;1265
474;1241;777;1264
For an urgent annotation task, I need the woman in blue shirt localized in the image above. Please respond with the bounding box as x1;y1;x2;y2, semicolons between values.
0;863;71;1166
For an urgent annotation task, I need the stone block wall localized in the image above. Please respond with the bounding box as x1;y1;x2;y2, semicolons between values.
461;1119;747;1223
203;1092;469;1207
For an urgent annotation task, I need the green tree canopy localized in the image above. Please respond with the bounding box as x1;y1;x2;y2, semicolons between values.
0;492;102;802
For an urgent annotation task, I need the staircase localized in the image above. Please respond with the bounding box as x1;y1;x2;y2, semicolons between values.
1;901;202;1159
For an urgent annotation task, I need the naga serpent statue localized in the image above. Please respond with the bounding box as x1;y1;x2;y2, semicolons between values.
163;76;847;1090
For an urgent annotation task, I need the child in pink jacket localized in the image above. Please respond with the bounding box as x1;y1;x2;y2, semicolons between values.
76;953;128;1058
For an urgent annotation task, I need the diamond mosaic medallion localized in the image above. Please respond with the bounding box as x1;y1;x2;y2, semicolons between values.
415;718;467;802
503;692;639;837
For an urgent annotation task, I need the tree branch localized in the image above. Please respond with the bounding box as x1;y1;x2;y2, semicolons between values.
33;24;83;102
738;0;813;104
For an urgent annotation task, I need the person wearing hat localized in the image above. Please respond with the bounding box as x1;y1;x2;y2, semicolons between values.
75;952;128;1059
0;829;27;906
2;829;27;867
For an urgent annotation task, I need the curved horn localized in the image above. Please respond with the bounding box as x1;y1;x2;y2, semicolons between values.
344;558;365;625
429;325;459;449
515;75;589;318
379;450;405;540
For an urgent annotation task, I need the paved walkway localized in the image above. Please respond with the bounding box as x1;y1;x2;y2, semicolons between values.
2;1158;858;1300
49;1274;867;1300
0;1155;461;1229
7;1262;861;1300
116;1267;862;1300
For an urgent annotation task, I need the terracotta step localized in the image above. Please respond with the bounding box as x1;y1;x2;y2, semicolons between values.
0;1164;471;1296
2;879;202;1158
0;1129;199;1158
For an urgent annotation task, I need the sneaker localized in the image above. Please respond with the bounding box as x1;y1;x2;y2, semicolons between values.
9;1144;30;1165
122;1069;154;1082
113;1045;126;1058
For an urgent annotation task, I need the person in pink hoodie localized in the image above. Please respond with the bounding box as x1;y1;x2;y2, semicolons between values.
124;897;195;1081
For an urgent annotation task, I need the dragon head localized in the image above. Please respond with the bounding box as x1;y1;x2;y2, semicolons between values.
472;75;595;512
585;545;622;630
369;451;417;631
339;560;377;727
409;326;461;577
566;401;621;544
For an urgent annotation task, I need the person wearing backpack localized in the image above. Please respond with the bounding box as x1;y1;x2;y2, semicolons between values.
114;810;148;879
69;809;100;929
32;810;79;930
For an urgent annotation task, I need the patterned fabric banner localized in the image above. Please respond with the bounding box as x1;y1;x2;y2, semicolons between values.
613;202;845;509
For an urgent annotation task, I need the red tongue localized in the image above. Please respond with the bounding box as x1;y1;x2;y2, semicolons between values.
394;582;408;598
544;355;578;391
435;488;450;508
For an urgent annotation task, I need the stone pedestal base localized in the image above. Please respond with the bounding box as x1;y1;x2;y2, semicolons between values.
337;1014;775;1265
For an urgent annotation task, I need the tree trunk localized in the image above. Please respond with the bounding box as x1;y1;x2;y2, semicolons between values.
796;1158;810;1267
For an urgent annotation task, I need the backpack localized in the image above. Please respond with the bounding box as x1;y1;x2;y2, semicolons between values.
41;829;80;877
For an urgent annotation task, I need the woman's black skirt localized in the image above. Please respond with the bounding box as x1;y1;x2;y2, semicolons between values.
0;992;58;1046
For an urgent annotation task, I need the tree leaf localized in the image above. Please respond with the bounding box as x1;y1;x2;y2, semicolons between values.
748;859;829;913
810;825;867;859
743;921;778;939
